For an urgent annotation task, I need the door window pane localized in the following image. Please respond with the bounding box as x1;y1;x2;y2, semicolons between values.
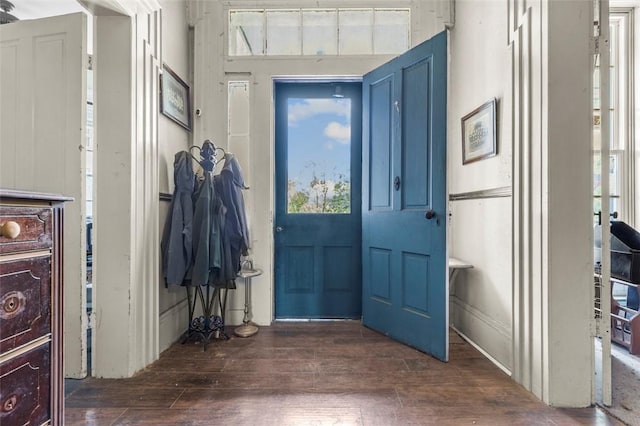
287;98;351;213
266;10;301;55
302;10;337;55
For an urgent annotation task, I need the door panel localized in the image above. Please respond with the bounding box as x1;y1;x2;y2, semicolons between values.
369;248;392;300
402;252;430;315
275;82;362;318
362;31;448;360
0;13;87;376
370;77;394;210
285;246;315;292
402;58;431;209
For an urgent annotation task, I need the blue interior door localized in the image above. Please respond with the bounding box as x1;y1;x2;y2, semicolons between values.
275;82;362;318
362;32;448;360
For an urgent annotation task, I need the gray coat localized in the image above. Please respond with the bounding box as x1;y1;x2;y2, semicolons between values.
161;151;195;286
191;172;225;287
214;155;250;279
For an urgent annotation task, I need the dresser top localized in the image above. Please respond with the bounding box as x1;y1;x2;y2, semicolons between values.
0;189;74;202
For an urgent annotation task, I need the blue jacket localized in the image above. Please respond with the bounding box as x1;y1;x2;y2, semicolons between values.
191;172;225;287
215;155;250;280
161;151;195;286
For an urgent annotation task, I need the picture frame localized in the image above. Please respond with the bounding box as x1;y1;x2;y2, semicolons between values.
461;98;497;164
160;64;191;131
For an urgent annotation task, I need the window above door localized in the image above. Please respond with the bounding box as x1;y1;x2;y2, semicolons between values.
228;8;410;57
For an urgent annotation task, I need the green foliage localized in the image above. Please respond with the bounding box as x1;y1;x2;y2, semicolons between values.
288;182;309;213
309;174;329;212
0;1;15;12
326;175;350;213
287;168;350;214
0;0;18;24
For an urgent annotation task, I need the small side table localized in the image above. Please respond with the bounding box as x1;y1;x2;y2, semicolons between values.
235;267;262;338
448;257;473;296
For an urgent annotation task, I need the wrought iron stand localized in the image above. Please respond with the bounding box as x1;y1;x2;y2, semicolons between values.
182;284;230;350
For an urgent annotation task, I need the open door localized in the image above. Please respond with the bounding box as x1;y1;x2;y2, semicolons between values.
362;31;448;360
0;14;88;377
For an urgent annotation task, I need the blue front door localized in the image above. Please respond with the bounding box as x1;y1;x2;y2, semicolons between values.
275;82;362;318
362;32;448;360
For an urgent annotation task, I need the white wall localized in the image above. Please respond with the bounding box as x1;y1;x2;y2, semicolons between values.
157;0;191;353
92;2;164;378
449;0;595;407
544;0;593;406
447;0;513;371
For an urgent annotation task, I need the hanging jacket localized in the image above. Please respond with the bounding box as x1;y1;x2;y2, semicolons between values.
214;154;250;281
191;172;226;287
161;151;195;286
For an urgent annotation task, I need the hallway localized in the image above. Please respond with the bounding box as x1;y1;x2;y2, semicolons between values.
65;322;621;425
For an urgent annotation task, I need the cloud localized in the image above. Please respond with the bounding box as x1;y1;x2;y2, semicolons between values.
324;122;351;144
288;99;349;124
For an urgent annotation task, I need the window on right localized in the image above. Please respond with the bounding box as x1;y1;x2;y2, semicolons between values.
593;9;634;225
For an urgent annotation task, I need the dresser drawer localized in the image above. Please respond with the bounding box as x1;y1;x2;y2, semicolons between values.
0;342;51;426
0;206;53;254
0;256;51;354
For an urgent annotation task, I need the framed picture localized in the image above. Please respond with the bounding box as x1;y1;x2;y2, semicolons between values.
461;98;497;164
160;64;191;131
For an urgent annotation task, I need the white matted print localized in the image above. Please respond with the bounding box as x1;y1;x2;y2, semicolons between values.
461;99;497;164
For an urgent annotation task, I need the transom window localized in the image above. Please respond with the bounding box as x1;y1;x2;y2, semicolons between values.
228;8;410;56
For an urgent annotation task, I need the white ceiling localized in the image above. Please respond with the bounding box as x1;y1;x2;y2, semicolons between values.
11;0;87;21
9;0;93;52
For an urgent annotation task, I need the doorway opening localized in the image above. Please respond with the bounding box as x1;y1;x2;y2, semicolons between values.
274;81;363;319
593;3;640;423
6;0;94;379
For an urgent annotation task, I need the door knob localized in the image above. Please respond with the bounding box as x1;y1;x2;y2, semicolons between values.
425;210;436;220
275;226;284;233
394;176;401;191
0;221;20;239
594;211;619;226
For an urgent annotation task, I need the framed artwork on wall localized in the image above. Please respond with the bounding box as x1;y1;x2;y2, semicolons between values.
461;98;497;164
160;64;191;131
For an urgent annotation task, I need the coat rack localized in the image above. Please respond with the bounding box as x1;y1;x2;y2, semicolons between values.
162;138;251;350
181;139;231;350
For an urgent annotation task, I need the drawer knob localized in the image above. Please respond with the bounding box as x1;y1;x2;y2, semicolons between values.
0;291;26;319
2;395;17;413
0;221;20;239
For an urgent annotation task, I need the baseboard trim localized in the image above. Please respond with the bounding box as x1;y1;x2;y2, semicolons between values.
452;325;512;376
159;298;188;352
450;296;512;375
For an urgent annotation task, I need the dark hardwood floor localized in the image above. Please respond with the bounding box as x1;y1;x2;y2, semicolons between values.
65;322;623;425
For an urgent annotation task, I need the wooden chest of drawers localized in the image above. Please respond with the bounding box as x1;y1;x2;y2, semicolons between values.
0;190;70;426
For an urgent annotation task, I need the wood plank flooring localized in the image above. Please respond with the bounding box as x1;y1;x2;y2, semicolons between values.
65;322;623;425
